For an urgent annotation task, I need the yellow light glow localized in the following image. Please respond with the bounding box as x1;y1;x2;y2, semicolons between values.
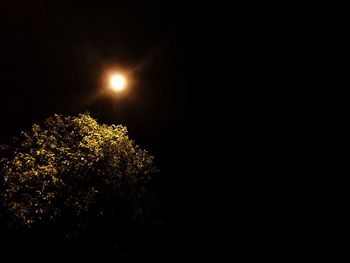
110;74;126;92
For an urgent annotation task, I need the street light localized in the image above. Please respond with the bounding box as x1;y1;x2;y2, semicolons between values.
109;73;127;119
110;74;126;92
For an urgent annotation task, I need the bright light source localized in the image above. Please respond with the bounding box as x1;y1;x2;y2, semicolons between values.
110;74;126;92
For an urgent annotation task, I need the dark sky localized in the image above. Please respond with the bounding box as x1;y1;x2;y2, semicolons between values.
0;0;193;147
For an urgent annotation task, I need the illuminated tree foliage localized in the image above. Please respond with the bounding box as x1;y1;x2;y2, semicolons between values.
0;114;156;235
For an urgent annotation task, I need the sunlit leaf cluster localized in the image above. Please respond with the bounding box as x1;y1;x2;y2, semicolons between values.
0;114;156;232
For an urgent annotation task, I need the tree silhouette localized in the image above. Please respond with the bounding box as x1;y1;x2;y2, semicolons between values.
0;114;156;237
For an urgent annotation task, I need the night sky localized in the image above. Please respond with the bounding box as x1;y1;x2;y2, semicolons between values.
0;3;195;177
0;1;193;142
0;0;201;261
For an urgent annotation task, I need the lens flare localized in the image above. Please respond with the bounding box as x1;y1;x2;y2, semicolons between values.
110;74;126;92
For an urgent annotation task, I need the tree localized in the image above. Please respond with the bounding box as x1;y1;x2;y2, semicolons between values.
0;114;156;236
